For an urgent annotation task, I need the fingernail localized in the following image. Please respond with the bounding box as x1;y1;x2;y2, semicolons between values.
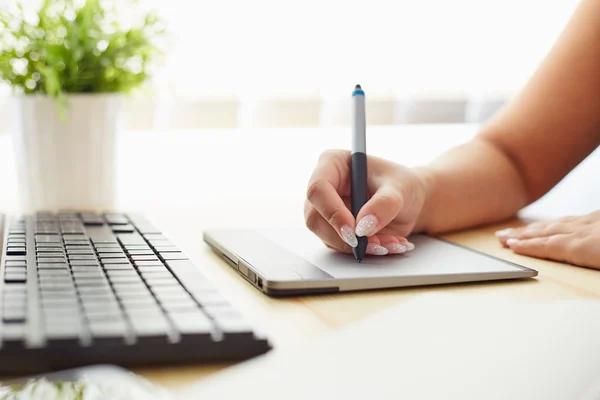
506;238;520;247
355;215;378;237
495;229;513;238
404;242;415;251
384;243;407;254
367;243;388;255
340;225;358;248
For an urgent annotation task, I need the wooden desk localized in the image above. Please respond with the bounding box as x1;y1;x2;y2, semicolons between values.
1;124;599;390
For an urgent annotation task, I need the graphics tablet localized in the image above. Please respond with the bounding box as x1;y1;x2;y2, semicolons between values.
203;229;537;296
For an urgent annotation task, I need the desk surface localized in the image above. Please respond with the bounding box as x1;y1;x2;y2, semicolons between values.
1;124;600;390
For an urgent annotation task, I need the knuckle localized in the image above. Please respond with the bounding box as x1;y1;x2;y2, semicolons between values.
565;237;585;260
304;209;322;233
542;222;564;235
327;208;345;229
376;192;402;210
318;149;343;163
306;179;326;204
559;216;576;223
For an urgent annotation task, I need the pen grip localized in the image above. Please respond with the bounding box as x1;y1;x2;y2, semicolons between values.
350;152;368;218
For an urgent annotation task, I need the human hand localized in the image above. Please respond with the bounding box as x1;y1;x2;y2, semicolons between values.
304;150;429;256
496;211;600;270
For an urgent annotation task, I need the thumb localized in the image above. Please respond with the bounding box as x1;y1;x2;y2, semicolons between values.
355;185;402;237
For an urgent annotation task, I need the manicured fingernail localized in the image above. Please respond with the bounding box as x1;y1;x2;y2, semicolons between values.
367;243;388;255
404;242;415;251
495;229;513;238
506;238;520;247
340;225;358;248
355;215;378;237
384;243;407;254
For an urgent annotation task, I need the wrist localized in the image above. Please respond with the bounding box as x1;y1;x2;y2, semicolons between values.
412;166;436;234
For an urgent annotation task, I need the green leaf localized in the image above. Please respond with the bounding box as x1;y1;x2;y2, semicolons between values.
0;0;167;103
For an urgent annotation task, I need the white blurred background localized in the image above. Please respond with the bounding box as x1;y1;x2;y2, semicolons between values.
0;0;580;130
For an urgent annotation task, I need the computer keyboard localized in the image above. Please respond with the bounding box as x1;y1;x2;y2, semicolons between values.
0;212;270;373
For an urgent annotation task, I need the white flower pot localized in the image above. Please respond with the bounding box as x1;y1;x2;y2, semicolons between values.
12;95;122;212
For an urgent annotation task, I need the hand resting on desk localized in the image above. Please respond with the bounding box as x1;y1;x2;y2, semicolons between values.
496;212;600;270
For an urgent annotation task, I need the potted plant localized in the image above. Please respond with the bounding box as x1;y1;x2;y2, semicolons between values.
0;0;165;211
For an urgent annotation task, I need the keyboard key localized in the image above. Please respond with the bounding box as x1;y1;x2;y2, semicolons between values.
35;235;61;243
89;318;128;339
37;257;67;263
39;282;75;291
3;283;27;293
103;264;134;271
75;278;109;287
134;261;164;267
40;298;78;308
101;258;131;265
70;260;100;266
169;311;213;334
213;316;254;334
202;304;244;320
161;298;199;312
68;255;97;260
131;255;160;262
71;265;102;273
120;297;159;308
64;240;90;245
93;243;121;249
5;255;26;262
4;273;27;283
74;283;110;293
160;252;189;261
108;275;143;284
5;266;27;273
105;214;129;225
82;218;104;226
38;276;72;284
126;250;156;256
66;249;95;255
1;323;26;342
3;308;26;322
36;252;64;257
145;276;180;287
154;291;194;302
106;270;139;277
154;246;181;253
45;322;82;341
128;313;170;338
98;252;127;258
65;244;93;249
6;247;26;255
72;272;105;280
117;233;146;245
37;263;69;269
5;260;27;267
111;224;135;233
38;269;70;276
191;291;230;306
112;283;150;295
124;244;152;250
150;286;187;296
81;300;120;312
138;268;173;276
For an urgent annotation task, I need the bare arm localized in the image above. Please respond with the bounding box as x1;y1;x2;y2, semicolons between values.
417;0;600;234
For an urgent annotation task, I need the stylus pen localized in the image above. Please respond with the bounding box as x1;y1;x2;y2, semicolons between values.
351;84;368;262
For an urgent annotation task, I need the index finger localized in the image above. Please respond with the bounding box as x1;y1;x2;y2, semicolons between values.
306;151;357;247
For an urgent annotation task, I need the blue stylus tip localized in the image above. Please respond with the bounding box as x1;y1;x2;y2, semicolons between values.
355;84;362;90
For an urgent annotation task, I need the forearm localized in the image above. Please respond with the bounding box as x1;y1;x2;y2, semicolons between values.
416;0;600;234
415;137;529;234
